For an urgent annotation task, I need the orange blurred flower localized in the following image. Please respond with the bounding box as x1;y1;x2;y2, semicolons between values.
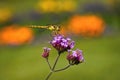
61;15;105;37
0;25;34;45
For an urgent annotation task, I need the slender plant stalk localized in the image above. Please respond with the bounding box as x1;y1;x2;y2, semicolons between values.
52;54;60;70
45;53;60;80
45;71;53;80
54;64;71;72
46;58;52;70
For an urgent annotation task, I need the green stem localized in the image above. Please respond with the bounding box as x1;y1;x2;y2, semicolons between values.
45;71;53;80
45;53;61;80
54;64;71;72
46;58;52;70
52;54;60;70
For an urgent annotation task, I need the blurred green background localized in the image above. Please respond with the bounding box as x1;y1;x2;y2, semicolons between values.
0;0;120;80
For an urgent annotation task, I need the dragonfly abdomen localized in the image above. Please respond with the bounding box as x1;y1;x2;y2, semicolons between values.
30;25;48;29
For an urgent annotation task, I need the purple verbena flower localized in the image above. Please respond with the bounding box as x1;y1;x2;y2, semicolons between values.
42;47;51;58
50;34;75;53
67;49;84;65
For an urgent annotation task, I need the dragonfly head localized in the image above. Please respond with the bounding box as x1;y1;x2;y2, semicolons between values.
53;25;61;31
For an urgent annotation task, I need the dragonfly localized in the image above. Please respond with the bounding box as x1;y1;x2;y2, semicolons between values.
29;25;61;35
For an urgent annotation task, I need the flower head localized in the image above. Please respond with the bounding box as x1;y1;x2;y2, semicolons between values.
50;34;75;53
42;47;51;58
67;49;84;65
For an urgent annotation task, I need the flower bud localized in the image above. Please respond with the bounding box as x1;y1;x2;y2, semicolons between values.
42;47;51;58
67;49;84;65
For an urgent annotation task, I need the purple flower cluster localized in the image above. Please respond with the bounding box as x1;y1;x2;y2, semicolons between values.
50;34;75;53
42;34;84;65
67;49;84;65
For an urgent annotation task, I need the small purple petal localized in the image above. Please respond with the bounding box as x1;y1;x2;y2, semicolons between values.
66;38;71;41
72;51;77;57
